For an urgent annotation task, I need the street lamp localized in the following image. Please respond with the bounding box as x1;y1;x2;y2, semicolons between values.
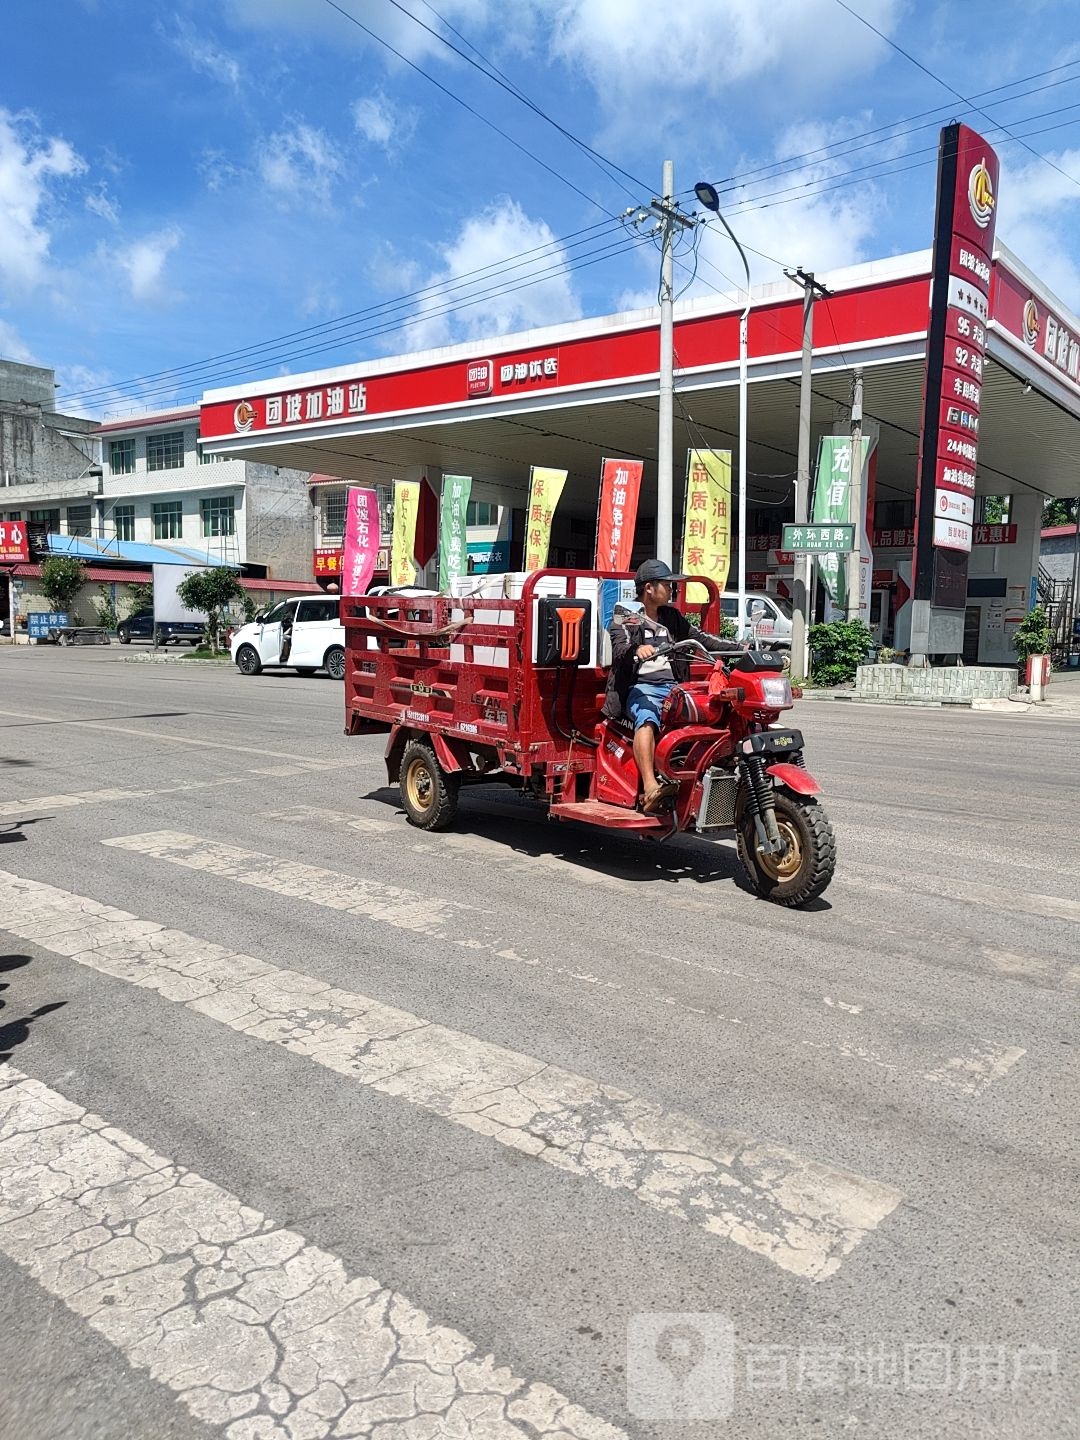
695;181;751;643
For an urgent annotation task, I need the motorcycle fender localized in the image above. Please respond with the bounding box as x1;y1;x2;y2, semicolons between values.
767;762;821;796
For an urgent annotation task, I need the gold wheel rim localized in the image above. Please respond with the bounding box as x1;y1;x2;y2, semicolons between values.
405;758;435;814
755;817;803;881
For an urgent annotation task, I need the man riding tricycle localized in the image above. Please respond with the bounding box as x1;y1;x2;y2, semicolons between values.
343;564;835;908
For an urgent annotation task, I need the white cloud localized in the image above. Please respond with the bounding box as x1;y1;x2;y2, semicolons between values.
85;185;119;224
114;226;183;302
352;92;417;153
402;198;582;350
0;108;86;293
543;0;904;130
167;17;243;89
0;318;36;364
997;148;1080;313
258;122;344;207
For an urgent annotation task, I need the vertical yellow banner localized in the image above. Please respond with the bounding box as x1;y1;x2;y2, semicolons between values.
681;449;732;605
523;466;567;572
390;479;420;586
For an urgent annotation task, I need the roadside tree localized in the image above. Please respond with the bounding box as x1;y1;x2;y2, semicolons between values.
39;557;86;622
176;567;244;652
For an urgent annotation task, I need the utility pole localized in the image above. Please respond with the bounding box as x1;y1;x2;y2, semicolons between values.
785;268;830;678
846;367;864;621
650;161;694;565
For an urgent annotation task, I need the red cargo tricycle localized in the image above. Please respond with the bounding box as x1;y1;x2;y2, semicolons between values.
343;569;835;907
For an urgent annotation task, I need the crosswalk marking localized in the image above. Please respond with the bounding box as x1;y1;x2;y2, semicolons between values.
109;825;1030;1098
0;1067;624;1440
0;864;902;1280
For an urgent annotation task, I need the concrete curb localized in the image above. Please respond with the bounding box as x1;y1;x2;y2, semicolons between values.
123;654;233;667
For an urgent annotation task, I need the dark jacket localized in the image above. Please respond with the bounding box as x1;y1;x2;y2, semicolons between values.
602;603;729;719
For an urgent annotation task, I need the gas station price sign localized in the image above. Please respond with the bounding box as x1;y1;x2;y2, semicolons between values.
781;523;855;554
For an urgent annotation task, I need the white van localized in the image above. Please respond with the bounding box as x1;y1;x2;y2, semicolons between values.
720;591;793;649
231;596;346;679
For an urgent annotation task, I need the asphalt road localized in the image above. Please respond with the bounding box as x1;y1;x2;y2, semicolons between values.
0;645;1077;1440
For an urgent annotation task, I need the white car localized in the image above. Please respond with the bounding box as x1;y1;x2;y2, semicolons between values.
720;591;793;649
231;596;346;679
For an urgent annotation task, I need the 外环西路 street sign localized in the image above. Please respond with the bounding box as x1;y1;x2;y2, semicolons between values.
781;523;856;554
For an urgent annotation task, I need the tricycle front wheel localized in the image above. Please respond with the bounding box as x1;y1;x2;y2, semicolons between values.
738;792;836;907
400;740;459;831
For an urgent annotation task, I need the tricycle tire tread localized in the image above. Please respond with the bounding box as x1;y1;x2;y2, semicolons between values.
400;740;459;831
738;793;836;908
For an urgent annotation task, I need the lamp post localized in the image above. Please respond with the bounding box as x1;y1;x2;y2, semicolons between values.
694;182;750;641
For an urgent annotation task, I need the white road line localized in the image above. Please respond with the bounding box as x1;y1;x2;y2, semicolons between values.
0;705;365;765
0;780;247;818
0;1067;623;1440
255;815;1030;1097
0;865;902;1281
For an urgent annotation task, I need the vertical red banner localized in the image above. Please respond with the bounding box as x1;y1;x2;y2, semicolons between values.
341;487;381;596
594;458;643;571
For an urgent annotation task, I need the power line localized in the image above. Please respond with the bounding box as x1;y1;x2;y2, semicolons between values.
682;58;1080;200
381;0;649;197
90;232;654;412
833;0;1080;191
59;218;620;404
320;0;615;215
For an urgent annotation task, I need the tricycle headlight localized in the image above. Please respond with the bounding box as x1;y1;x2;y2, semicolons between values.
760;676;793;709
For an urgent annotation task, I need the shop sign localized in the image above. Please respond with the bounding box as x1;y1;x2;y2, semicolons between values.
467;360;493;397
0;520;29;563
313;547;342;577
498;355;558;387
747;533;781;552
936;491;974;525
467;540;509;574
992;268;1080;395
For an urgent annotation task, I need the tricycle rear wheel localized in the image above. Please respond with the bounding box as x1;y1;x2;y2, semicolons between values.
738;791;835;907
400;740;459;831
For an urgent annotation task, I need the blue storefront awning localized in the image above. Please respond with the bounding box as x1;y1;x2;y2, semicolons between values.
45;534;240;568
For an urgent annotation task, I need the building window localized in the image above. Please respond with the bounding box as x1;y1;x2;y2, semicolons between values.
29;508;61;530
198;443;224;465
109;438;136;474
66;504;93;537
466;500;497;526
147;431;185;471
322;489;346;539
152;501;183;540
113;504;135;542
5;511;22;521
201;496;235;537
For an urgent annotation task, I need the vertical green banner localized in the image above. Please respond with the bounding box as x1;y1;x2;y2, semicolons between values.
811;436;868;607
438;474;472;589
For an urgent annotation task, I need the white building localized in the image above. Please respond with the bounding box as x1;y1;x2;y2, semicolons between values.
98;407;313;579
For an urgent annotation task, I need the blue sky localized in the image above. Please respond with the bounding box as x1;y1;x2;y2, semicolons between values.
3;0;1080;417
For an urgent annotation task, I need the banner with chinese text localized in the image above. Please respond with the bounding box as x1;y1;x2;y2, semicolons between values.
341;489;381;597
681;449;731;605
523;466;567;572
811;436;870;607
438;475;472;590
594;458;643;571
390;479;420;587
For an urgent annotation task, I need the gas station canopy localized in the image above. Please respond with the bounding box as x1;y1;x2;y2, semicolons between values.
199;243;1080;517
